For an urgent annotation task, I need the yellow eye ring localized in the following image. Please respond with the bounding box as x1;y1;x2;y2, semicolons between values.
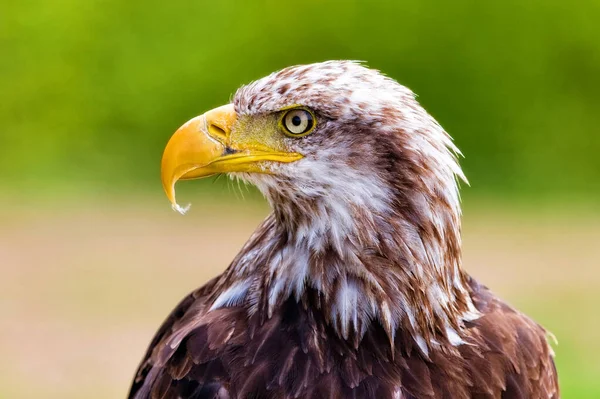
279;107;316;137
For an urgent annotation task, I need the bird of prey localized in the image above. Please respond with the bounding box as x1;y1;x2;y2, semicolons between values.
129;61;559;398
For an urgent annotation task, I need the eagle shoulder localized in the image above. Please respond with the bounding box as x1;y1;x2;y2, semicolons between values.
462;278;560;399
128;276;237;399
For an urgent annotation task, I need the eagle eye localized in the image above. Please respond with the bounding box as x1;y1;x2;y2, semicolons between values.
280;108;316;137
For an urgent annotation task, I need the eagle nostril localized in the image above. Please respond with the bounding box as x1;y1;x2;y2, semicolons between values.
208;122;228;139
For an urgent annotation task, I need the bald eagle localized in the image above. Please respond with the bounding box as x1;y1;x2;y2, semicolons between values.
129;61;559;399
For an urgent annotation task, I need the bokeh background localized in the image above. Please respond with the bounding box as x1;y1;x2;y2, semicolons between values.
1;0;599;397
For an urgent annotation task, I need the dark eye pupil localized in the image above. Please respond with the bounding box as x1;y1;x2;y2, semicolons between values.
291;115;302;126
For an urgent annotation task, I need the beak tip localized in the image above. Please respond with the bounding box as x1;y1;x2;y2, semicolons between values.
162;180;190;215
171;202;191;215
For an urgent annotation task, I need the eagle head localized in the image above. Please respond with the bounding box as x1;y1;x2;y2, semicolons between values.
162;61;464;251
161;61;475;347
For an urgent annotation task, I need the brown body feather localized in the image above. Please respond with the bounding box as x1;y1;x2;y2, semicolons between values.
129;277;557;399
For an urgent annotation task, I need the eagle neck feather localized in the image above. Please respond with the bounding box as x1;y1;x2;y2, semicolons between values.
216;178;479;354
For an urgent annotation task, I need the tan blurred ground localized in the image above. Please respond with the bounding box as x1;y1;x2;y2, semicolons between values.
1;198;599;398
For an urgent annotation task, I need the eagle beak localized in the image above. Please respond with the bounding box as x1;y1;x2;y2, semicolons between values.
161;103;302;212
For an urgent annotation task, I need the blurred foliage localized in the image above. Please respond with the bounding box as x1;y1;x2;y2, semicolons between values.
1;0;599;199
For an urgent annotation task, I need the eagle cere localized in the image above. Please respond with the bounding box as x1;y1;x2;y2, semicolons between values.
130;61;559;398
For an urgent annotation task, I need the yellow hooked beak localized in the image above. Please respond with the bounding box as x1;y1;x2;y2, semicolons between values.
161;104;303;212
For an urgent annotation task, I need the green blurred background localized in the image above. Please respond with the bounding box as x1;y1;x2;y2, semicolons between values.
1;0;599;398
